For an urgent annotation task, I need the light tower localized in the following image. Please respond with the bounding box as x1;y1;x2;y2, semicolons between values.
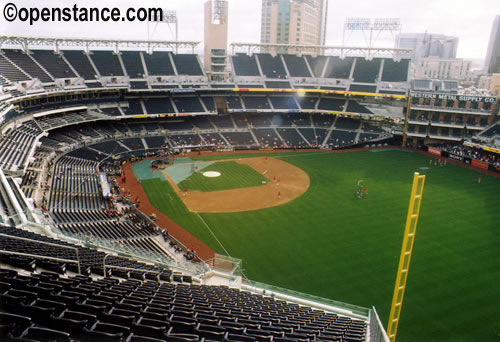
147;10;179;52
343;17;402;52
204;0;229;82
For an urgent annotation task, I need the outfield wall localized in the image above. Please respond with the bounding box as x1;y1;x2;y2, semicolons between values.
424;146;500;174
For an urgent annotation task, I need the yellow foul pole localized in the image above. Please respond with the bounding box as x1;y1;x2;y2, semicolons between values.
387;172;426;341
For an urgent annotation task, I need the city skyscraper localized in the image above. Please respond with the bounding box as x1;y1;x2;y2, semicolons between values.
484;15;500;74
395;33;458;61
260;0;328;49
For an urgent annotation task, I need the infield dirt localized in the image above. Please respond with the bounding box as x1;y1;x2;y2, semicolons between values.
164;157;310;213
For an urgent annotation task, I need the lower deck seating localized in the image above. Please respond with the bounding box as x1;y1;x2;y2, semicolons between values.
200;133;227;146
326;130;357;148
222;132;255;146
144;137;166;149
168;134;203;147
253;129;281;148
277;129;309;148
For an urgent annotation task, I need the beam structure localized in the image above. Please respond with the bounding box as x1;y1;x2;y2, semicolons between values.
0;35;200;54
231;42;413;60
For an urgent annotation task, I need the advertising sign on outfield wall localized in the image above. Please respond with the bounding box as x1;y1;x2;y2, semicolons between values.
448;153;464;161
428;147;442;156
471;160;489;170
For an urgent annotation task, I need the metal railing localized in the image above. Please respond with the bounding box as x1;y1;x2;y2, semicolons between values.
244;279;370;318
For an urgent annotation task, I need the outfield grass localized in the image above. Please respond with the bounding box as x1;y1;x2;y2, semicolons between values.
178;161;268;192
137;150;500;342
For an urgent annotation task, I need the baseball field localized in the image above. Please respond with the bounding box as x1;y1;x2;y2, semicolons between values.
131;149;500;342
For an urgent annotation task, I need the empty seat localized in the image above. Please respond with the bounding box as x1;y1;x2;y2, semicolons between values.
23;327;70;341
0;312;32;336
131;322;166;339
127;335;165;342
165;333;200;342
33;299;66;315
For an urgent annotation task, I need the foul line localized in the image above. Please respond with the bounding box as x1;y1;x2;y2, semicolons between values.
196;213;231;257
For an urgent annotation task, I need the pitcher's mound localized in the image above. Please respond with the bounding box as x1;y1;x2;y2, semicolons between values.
203;171;221;178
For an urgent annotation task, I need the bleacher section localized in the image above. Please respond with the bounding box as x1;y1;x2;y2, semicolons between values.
62;50;97;79
201;97;216;112
222;132;255;146
479;122;500;138
269;96;299;110
120;51;145;78
159;120;193;132
130;81;148;90
172;54;203;76
143;98;175;114
90;51;124;77
253;129;281;147
349;84;377;93
143;51;175;76
0;54;30;83
318;97;346;111
173;97;205;113
299;128;320;147
324;57;354;79
306;55;329;78
245;114;272;127
352;58;381;83
123;99;144;115
265;81;291;88
242;96;271;110
381;59;409;82
231;53;261;76
144;136;166;149
210;115;235;128
257;54;287;79
335;117;361;131
2;49;53;83
192;116;215;130
283;54;312;77
226;97;243;110
169;134;202;147
121;138;144;151
30;50;76;79
200;133;226;146
326;130;357;148
48;157;105;211
278;128;309;148
296;96;318;110
346;101;373;114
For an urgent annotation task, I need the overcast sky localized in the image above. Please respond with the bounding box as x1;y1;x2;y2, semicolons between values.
2;0;499;61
